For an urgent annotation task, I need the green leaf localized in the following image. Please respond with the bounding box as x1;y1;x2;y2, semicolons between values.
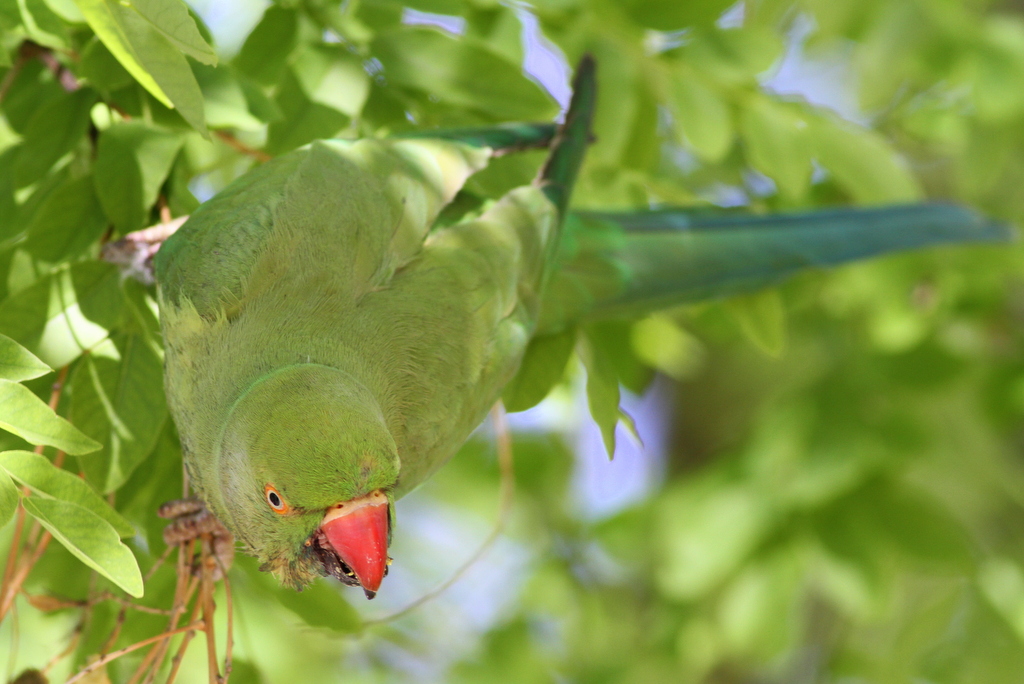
17;0;69;49
578;332;623;458
724;289;787;357
0;379;101;454
73;0;209;135
41;0;83;22
22;496;143;596
0;468;18;528
13;88;95;188
372;26;557;120
80;36;134;92
292;45;370;118
683;26;785;85
126;0;217;65
0;333;51;382
266;68;350;154
631;315;703;381
502;328;576;412
69;335;168;493
192;63;264;131
657;481;775;600
621;0;733;30
0;262;122;368
670;67;733;163
739;95;811;200
237;75;282;124
0;450;134;536
233;5;298;86
93;122;183;234
23;173;107;262
808;112;922;203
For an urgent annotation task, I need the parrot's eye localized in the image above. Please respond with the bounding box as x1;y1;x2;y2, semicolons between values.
264;484;290;514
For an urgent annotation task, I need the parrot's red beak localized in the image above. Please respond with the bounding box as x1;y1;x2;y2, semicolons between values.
319;489;389;599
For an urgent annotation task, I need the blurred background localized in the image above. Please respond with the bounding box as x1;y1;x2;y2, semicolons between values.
5;0;1024;682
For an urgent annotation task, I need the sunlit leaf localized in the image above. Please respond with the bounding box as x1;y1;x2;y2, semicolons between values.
193;63;264;131
0;468;18;528
808;112;922;203
372;26;557;120
22;496;143;596
23;173;107;262
0;380;101;455
739;95;810;200
126;0;217;65
670;67;733;163
73;0;209;134
12;88;95;188
724;289;787;357
0;450;134;536
292;45;370;118
69;335;168;493
93;122;183;234
0;333;51;382
0;262;122;368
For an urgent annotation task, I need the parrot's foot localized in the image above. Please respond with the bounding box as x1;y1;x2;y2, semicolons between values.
101;217;188;285
158;497;234;580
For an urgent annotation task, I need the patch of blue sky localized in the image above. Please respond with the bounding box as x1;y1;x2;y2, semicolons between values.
570;374;672;521
188;0;269;58
402;8;467;35
762;13;868;125
514;5;572;112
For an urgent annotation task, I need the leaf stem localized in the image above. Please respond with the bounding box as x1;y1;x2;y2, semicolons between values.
213;130;272;162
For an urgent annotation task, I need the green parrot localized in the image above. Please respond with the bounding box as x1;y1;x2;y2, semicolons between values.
154;57;1009;598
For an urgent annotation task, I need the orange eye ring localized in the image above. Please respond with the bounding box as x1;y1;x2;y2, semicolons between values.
264;484;290;514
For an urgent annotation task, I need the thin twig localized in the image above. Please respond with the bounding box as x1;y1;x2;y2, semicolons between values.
364;403;515;626
213;551;234;683
65;622;205;684
1;507;26;613
164;584;206;684
95;547;176;655
130;575;199;684
0;45;29;105
214;130;272;162
128;542;198;684
200;538;220;684
25;593;171;617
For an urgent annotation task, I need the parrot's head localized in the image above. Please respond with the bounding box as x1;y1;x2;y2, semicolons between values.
214;364;399;597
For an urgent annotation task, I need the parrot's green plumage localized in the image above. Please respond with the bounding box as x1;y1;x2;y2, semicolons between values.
154;57;1010;595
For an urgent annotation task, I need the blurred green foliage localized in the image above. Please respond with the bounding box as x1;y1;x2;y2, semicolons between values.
0;0;1023;682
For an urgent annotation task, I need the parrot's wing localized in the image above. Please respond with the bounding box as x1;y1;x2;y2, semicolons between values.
368;56;598;495
155;138;494;318
540;203;1013;328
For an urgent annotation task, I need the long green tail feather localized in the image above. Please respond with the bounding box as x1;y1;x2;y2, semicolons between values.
539;203;1013;329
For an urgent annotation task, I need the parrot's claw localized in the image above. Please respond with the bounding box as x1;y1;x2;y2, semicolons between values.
159;497;235;580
